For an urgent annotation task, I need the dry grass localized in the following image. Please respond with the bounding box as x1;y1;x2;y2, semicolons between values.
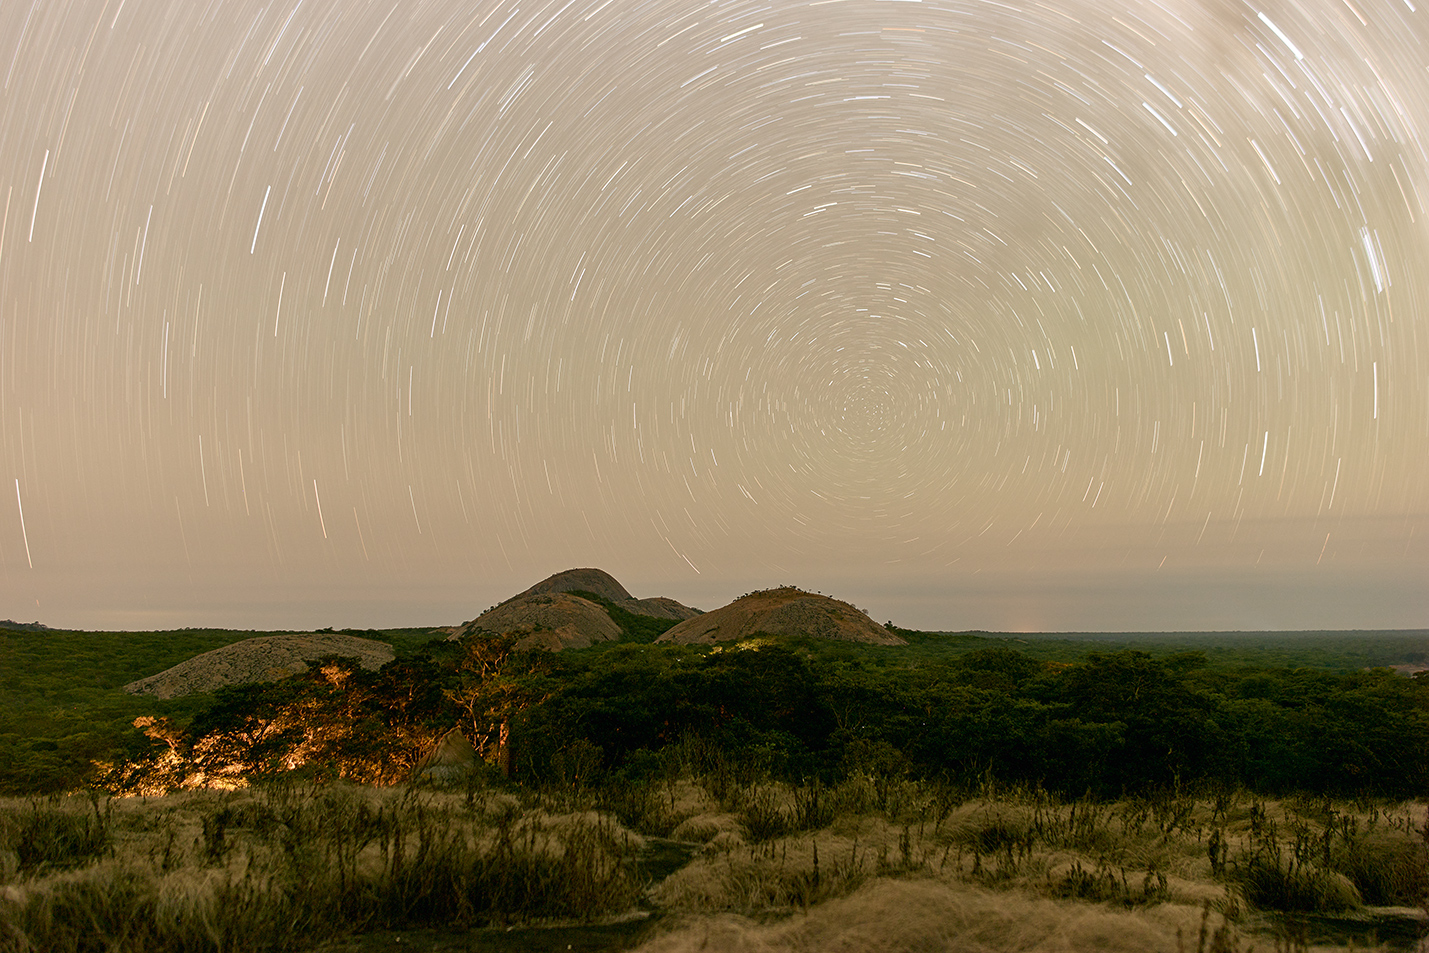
1;780;1424;953
0;784;644;952
641;778;1427;953
637;878;1218;953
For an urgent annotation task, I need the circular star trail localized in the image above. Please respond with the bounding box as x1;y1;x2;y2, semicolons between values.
0;0;1425;629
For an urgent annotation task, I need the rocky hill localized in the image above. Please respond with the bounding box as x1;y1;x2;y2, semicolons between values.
508;567;702;620
656;587;906;646
449;592;624;651
0;619;50;632
449;568;701;651
123;633;395;699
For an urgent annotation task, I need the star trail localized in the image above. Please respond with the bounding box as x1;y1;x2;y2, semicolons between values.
0;0;1425;631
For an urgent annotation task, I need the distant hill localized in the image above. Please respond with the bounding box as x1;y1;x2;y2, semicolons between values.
0;619;50;632
123;633;394;699
506;568;701;621
450;568;701;651
656;587;906;646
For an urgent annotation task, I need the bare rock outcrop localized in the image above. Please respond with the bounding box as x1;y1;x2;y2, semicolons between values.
449;568;702;651
509;568;701;621
656;587;905;646
448;592;623;651
123;633;394;699
512;568;635;604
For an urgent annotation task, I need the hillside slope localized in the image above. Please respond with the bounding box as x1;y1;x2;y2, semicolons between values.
123;633;394;699
656;587;906;645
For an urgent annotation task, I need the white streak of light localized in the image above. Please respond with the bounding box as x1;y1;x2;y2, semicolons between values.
0;186;10;263
324;239;339;304
14;479;32;568
273;271;285;336
720;22;763;42
1258;12;1304;59
135;205;152;283
28;149;47;242
449;8;519;89
1362;228;1384;292
250;184;270;253
313;479;328;538
353;508;369;560
199;435;210;505
238;449;250;515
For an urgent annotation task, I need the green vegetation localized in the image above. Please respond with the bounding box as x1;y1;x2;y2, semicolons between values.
64;631;1423;821
7;615;1429;800
565;591;682;643
873;626;1429;671
0;624;445;794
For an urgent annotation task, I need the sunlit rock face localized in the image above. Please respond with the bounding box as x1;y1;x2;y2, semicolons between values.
123;634;394;699
657;587;905;645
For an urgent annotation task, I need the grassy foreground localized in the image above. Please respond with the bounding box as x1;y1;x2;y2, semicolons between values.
2;775;1426;953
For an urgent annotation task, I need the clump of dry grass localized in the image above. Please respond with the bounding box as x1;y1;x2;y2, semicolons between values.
637;877;1226;953
0;796;111;876
651;830;876;914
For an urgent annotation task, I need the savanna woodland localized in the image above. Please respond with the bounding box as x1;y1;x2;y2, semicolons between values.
3;600;1429;952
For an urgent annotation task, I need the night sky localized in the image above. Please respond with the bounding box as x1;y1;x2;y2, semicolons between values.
1;0;1425;633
